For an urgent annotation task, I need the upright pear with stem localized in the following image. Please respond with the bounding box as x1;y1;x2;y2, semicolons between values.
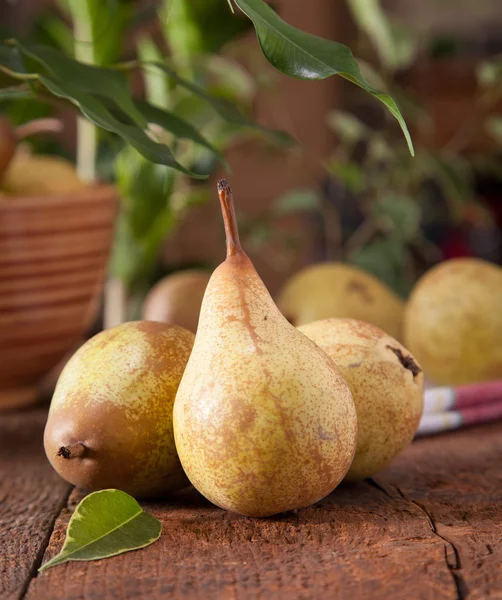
173;180;357;517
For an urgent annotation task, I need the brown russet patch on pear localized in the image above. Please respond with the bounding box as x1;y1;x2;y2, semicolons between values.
346;280;374;304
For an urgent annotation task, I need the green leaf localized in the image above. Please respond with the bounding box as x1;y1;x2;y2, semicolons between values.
347;0;418;72
232;0;414;155
327;110;370;144
0;88;32;101
15;42;147;129
137;37;170;109
162;0;252;56
371;194;421;242
349;239;410;297
347;0;396;71
135;100;227;167
152;61;295;147
112;147;180;287
328;160;365;194
39;75;206;178
38;490;161;571
116;145;174;239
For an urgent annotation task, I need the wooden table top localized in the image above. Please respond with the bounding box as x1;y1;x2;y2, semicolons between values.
1;407;501;600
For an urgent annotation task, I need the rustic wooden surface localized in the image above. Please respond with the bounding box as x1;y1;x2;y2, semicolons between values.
1;408;501;600
0;408;71;600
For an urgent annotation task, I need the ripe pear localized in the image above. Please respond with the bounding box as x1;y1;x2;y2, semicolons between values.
404;258;502;386
44;321;194;499
2;152;85;196
142;270;211;333
173;181;357;517
299;319;424;481
277;263;405;339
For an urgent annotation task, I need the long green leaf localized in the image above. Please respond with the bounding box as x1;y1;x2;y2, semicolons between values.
232;0;414;155
347;0;397;72
115;145;174;239
137;37;171;109
39;490;161;571
15;42;146;129
151;61;295;147
40;75;206;178
135;99;228;167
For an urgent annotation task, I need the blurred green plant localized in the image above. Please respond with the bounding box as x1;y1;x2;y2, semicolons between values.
320;0;502;296
1;0;416;320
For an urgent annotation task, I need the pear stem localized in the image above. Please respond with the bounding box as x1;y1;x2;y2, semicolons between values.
56;443;86;460
218;179;243;258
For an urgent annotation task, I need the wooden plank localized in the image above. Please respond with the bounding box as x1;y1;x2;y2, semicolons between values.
28;482;456;600
0;408;71;600
29;421;502;600
374;421;502;600
0;411;497;599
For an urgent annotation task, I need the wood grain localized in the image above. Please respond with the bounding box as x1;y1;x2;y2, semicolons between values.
25;421;502;600
0;408;70;600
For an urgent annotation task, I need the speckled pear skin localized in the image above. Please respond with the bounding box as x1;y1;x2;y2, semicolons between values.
173;181;357;517
404;258;502;386
299;318;424;481
44;321;194;499
277;263;405;340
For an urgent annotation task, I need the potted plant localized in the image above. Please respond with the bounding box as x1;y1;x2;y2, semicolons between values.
0;0;413;409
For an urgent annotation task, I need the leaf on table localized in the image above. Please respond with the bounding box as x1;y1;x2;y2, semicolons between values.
232;0;414;156
38;489;162;572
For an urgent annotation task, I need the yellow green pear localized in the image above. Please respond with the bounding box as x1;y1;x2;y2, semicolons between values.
143;270;211;333
173;181;357;517
299;318;423;481
404;258;502;385
2;152;85;196
44;321;194;499
277;263;404;339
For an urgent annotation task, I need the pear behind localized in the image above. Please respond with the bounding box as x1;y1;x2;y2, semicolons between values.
404;258;502;385
142;269;210;333
277;262;404;339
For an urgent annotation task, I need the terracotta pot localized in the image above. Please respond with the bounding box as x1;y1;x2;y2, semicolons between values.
0;185;117;411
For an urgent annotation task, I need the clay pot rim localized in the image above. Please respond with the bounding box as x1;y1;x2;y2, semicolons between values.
0;183;118;212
